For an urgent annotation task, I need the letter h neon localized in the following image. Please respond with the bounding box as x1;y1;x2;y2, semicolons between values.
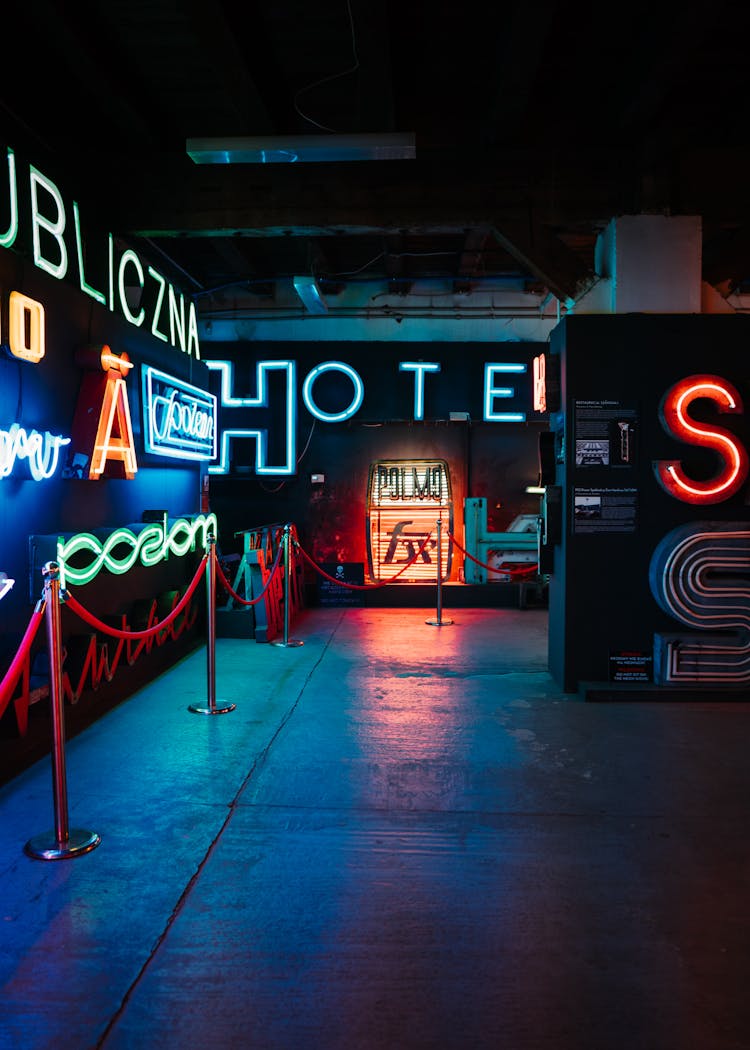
205;360;297;475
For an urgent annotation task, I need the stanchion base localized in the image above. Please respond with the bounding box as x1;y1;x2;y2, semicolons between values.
24;828;101;861
426;618;454;626
188;700;236;715
271;639;304;647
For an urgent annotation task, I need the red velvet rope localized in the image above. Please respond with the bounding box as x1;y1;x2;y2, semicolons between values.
214;541;284;606
448;531;539;578
0;524;537;718
0;605;46;712
64;554;208;639
296;532;433;589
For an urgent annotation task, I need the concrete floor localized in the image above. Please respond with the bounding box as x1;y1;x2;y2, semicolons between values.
1;606;749;1050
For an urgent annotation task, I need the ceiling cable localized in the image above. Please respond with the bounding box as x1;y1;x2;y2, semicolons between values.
293;0;360;132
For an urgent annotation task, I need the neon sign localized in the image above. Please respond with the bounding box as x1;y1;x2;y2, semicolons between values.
399;362;441;420
302;361;365;422
653;374;748;504
366;459;452;582
371;463;447;501
57;512;218;588
62;589;198;704
1;146;200;358
648;373;750;688
0;424;70;480
6;291;45;363
142;366;217;460
649;522;750;683
484;363;527;421
206;359;297;475
207;356;536;476
533;354;547;413
70;345;138;480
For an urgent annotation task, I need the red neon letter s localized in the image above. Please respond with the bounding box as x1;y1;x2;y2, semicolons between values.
653;374;748;504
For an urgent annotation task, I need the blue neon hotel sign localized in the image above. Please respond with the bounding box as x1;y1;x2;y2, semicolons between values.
142;366;217;461
205;354;540;476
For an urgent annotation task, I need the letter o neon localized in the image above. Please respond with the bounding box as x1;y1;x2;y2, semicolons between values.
302;361;364;422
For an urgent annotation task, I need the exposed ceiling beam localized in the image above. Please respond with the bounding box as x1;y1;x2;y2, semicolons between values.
490;215;597;304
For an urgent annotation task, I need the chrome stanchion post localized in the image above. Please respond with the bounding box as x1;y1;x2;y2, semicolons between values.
25;563;101;860
272;523;303;648
189;532;236;715
426;518;453;627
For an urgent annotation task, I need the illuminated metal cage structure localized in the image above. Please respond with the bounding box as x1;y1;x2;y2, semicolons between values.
366;459;453;583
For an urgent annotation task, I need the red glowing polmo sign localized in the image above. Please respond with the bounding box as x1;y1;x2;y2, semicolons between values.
366;460;453;582
653;374;749;504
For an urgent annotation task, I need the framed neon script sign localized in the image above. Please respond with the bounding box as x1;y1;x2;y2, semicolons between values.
366;459;453;583
142;366;217;461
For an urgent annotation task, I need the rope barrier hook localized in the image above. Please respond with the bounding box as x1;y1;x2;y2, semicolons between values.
189;531;236;715
24;562;101;861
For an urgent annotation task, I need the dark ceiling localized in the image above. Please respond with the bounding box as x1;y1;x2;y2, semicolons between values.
4;0;750;323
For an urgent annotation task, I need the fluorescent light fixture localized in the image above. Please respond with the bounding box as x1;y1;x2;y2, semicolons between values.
293;275;328;314
186;133;416;165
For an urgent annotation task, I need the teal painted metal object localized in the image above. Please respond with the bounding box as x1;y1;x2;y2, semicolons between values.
462;497;539;584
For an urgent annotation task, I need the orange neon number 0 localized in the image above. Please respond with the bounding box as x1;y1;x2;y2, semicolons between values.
653;374;748;504
8;291;45;363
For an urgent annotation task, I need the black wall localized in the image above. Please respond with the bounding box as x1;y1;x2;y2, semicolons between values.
547;314;750;693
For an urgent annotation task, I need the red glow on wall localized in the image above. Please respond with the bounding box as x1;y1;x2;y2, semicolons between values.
653;374;748;504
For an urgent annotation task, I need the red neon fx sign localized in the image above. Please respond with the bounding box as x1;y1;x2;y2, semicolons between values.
653;374;748;505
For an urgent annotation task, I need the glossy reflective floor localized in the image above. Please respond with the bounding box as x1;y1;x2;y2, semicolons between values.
1;607;749;1050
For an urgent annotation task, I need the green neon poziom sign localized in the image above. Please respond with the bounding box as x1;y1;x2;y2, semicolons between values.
56;513;217;588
